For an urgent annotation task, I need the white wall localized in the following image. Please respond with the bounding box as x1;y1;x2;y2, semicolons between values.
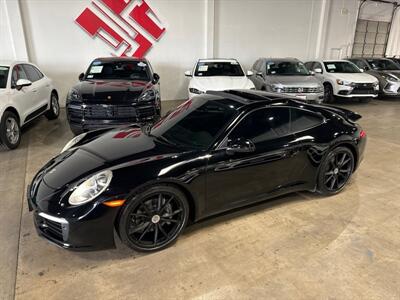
1;0;400;105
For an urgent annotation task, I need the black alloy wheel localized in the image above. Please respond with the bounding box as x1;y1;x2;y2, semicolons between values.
119;185;189;252
317;147;354;195
323;84;334;103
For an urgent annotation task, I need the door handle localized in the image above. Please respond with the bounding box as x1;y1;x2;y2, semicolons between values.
32;90;37;93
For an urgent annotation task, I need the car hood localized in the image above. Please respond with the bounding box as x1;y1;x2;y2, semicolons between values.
267;75;320;87
73;80;151;103
327;72;378;83
41;127;182;189
190;76;254;92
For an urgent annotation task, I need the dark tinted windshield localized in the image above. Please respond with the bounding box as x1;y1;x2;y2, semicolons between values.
323;61;361;73
194;61;244;77
0;66;9;89
266;61;309;76
151;99;239;149
367;59;400;71
86;60;151;81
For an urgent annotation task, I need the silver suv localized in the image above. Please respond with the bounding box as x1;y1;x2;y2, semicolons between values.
250;58;324;103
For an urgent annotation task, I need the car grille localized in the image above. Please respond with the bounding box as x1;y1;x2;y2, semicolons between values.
282;87;319;93
67;103;157;123
35;213;67;241
351;83;375;95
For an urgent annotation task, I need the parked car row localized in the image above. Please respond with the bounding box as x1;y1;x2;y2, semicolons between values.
1;56;400;150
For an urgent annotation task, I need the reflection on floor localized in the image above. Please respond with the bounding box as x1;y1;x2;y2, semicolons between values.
1;98;399;299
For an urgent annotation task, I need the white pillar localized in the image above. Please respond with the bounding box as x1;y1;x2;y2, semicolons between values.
0;0;28;61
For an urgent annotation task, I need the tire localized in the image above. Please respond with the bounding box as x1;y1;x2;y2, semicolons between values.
118;185;189;252
317;146;355;196
0;111;21;150
323;83;335;103
45;92;60;120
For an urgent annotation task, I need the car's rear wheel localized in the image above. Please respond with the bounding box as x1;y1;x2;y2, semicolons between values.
317;147;354;195
323;83;335;103
0;111;21;150
45;92;59;120
119;185;189;252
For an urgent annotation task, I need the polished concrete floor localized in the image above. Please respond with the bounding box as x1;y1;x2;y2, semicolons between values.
1;98;400;299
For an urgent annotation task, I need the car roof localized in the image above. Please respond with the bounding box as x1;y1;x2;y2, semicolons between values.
261;57;300;63
205;90;299;110
198;58;239;63
93;57;147;63
0;61;30;67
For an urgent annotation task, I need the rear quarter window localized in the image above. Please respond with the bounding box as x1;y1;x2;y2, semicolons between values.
290;108;324;132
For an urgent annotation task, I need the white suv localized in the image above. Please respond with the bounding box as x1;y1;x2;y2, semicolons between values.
304;60;379;103
0;61;59;149
185;58;255;98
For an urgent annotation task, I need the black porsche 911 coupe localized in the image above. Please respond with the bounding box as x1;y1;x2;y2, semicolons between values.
28;90;366;252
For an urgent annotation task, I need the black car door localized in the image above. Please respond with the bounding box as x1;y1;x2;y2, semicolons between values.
204;106;305;215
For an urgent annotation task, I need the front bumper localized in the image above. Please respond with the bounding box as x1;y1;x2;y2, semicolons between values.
27;185;121;251
282;92;324;103
381;81;400;96
336;83;379;98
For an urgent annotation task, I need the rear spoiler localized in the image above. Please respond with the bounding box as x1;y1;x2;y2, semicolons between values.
316;105;362;122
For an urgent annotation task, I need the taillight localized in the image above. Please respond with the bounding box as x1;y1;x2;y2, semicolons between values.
360;130;366;138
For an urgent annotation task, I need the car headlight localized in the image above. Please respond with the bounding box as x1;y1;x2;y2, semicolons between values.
271;85;283;93
189;88;204;94
317;86;324;93
382;73;399;82
69;170;113;206
61;133;87;153
138;90;156;102
336;79;355;86
67;89;82;101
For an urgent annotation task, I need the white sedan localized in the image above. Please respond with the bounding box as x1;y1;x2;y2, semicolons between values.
0;61;59;149
304;60;379;103
185;59;255;98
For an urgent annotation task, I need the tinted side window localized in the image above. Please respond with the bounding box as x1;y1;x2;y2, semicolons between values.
33;66;44;79
313;62;323;72
11;65;28;86
290;108;323;132
350;59;367;69
304;62;314;70
229;107;290;143
23;64;41;82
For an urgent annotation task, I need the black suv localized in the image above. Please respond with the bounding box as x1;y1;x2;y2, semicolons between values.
66;57;161;135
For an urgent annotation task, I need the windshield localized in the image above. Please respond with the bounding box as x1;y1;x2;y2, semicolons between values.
150;98;239;149
194;61;244;77
266;61;310;76
324;61;361;73
85;60;151;81
0;66;9;89
367;59;400;71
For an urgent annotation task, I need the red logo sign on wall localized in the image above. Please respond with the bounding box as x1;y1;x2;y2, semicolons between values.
76;0;165;58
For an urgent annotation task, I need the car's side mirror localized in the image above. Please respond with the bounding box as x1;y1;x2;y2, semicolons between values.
314;68;322;74
226;138;255;155
15;79;32;90
309;71;315;75
246;70;254;76
152;73;160;84
79;73;85;81
184;70;192;77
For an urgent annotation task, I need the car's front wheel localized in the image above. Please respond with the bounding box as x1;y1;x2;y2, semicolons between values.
317;146;355;195
0;111;21;150
118;185;189;252
323;83;335;103
45;92;60;120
